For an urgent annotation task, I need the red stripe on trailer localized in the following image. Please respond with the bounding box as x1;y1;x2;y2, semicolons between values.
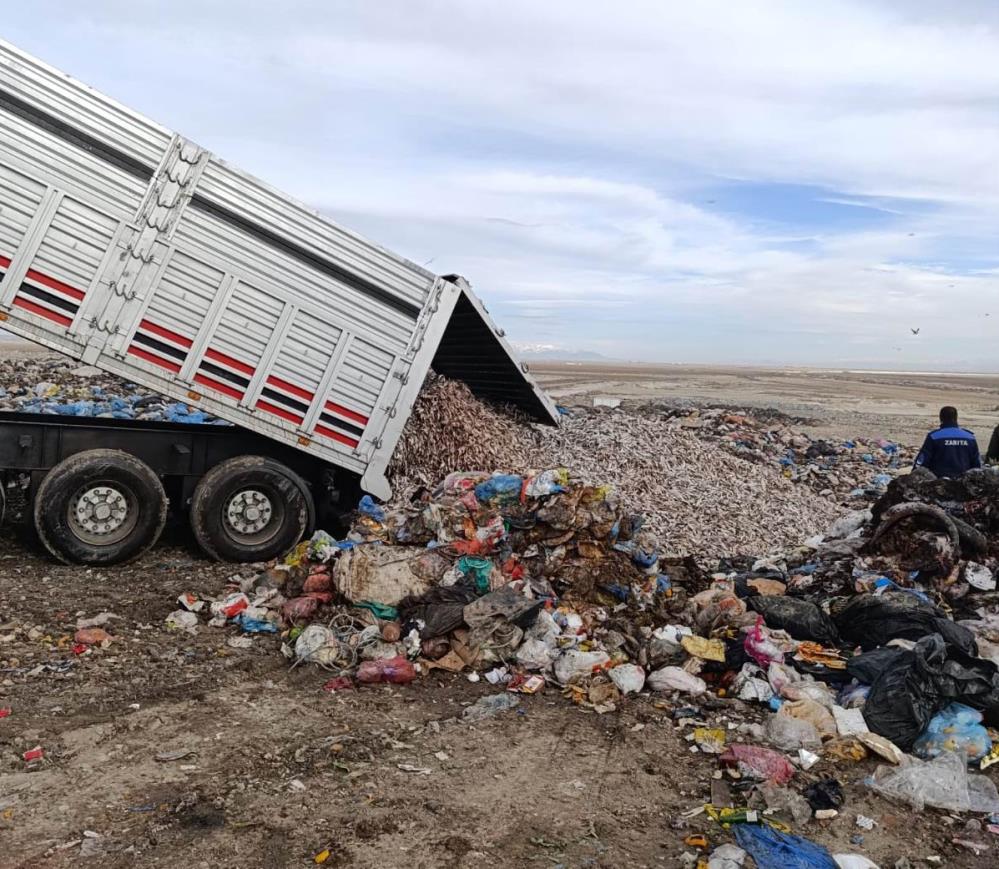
12;296;72;326
127;345;182;373
314;424;359;449
0;254;11;268
138;319;193;348
265;375;313;402
256;399;303;424
194;373;244;400
323;400;368;426
24;268;85;301
204;348;255;376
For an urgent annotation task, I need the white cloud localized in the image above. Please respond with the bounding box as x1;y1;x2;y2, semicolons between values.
3;1;999;367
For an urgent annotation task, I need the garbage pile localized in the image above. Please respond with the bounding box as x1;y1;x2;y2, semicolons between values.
390;378;850;556
0;353;227;423
169;465;999;865
639;404;914;503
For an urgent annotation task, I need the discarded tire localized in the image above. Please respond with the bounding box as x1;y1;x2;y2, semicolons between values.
34;449;167;565
190;455;313;562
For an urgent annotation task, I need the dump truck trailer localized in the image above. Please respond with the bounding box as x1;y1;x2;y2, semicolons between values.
0;40;557;565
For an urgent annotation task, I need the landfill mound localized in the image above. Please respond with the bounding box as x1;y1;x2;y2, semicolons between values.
532;409;843;556
168;464;999;865
389;377;908;556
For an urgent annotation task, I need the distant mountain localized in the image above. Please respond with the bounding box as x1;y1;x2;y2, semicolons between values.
512;343;612;362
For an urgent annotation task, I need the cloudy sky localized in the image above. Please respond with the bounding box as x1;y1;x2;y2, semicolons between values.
4;1;999;368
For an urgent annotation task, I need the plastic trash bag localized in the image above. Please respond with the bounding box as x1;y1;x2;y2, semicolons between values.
745;618;786;667
748;596;840;646
398;584;479;639
708;844;748;869
765;713;821;751
524;469;568;499
646;666;706;695
474;474;523;505
720;744;795;784
861;633;999;750
553;649;611;685
456;556;493;594
913;702;992;763
609;663;645;694
357;495;386;523
868;749;999;813
833;592;977;655
733;823;838;869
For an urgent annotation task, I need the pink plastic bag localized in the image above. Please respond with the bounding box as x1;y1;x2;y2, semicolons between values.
720;744;795;784
744;617;785;667
282;596;320;624
357;655;417;685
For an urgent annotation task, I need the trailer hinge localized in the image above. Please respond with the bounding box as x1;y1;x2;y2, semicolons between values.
89;318;121;335
392;371;409;385
107;280;138;301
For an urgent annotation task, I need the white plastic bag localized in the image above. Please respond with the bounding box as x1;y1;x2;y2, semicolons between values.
647;666;706;695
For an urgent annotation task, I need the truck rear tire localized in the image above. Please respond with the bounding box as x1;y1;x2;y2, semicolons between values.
189;456;314;562
34;450;168;565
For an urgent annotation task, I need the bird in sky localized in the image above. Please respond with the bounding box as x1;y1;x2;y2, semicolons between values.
911;328;920;335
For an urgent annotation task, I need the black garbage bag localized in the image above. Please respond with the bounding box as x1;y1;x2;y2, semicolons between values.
398;584;479;639
804;778;844;811
832;592;977;655
747;596;840;646
846;646;909;684
861;633;999;750
861;637;940;750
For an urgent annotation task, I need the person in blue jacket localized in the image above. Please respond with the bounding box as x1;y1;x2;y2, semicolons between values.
914;406;981;478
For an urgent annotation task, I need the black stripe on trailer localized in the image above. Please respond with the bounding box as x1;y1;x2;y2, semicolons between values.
318;412;364;438
259;387;310;415
18;282;79;314
0;86;155;181
198;360;250;388
132;331;188;361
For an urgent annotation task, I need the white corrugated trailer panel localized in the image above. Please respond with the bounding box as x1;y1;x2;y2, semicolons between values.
0;40;557;499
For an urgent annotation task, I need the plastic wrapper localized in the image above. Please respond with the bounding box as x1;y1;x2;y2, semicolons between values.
553;650;611;685
778;698;837;740
524;468;569;498
681;634;727;662
609;663;646;694
766;714;821;752
868;749;999;812
913;702;991;763
646;666;706;695
293;625;342;667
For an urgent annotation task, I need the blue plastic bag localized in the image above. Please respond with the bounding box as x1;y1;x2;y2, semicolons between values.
914;702;992;763
474;474;523;505
233;613;279;634
358;495;386;523
734;824;837;869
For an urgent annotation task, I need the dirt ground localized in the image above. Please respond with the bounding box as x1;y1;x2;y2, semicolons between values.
2;346;998;867
532;361;999;448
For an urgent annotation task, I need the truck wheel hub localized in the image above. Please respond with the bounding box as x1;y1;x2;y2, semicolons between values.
226;490;273;535
75;486;129;534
